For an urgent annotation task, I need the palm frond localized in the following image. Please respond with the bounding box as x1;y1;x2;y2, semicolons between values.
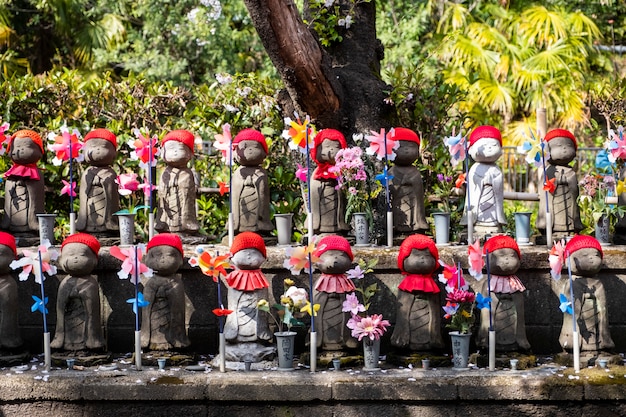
437;3;470;34
567;10;603;42
472;79;516;115
518;6;569;48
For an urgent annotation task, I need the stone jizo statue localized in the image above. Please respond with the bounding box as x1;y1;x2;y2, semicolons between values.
462;125;506;239
76;128;121;234
310;129;351;235
476;235;530;351
391;234;444;351
0;232;22;353
2;130;45;233
389;128;429;235
231;129;273;235
155;130;200;234
51;233;105;352
555;235;614;353
536;129;583;241
141;233;190;351
224;231;274;361
314;235;358;351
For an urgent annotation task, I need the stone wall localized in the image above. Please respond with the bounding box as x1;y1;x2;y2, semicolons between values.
13;243;626;355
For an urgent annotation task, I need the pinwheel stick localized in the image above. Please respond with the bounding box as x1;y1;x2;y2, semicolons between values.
305;128;313;243
465;139;474;244
69;141;76;235
383;131;393;247
228;138;234;247
38;251;51;371
148;138;155;240
216;250;226;373
307;253;317;372
566;251;580;372
540;138;553;247
133;245;142;371
485;249;495;372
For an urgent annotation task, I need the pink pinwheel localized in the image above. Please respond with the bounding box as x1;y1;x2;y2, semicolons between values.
606;126;626;162
213;123;233;165
47;125;84;166
137;177;157;198
60;180;77;198
282;114;315;153
0;121;10;155
129;129;159;169
110;245;153;284
444;130;467;168
116;173;140;196
283;239;319;276
365;128;398;161
10;240;59;284
438;261;467;292
549;239;566;280
467;239;484;279
295;163;308;182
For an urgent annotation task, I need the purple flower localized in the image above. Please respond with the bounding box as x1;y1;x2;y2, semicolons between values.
342;292;366;315
437;173;444;182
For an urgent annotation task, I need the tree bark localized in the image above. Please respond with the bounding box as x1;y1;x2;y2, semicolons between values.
243;0;392;134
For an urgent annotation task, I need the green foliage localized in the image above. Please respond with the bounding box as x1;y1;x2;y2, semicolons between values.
304;0;372;47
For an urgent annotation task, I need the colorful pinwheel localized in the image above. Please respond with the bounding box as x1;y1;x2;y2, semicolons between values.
283;239;319;276
559;293;573;315
31;295;48;314
110;244;153;284
189;248;231;282
606;126;626;162
438;260;467;292
127;292;150;315
548;239;566;281
0;121;10;155
11;240;59;284
517;133;548;168
467;239;484;280
213;123;233;165
365;128;398;161
282;114;315;153
129;128;160;170
444;130;467;168
47;125;84;166
475;293;491;310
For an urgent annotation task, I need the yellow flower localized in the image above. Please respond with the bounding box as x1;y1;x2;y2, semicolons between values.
617;179;626;195
284;278;295;287
300;301;320;317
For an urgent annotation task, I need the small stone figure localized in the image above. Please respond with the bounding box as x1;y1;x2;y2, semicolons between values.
391;234;444;351
314;235;358;351
155;129;200;235
461;125;506;239
310;129;351;235
51;233;105;352
223;231;274;361
536;129;583;240
0;232;22;353
556;235;614;353
1;130;45;233
476;235;530;351
389;128;429;235
76;128;121;234
230;129;273;235
141;233;190;351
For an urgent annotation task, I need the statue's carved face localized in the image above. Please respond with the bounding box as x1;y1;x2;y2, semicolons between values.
570;247;602;277
10;137;43;165
317;249;352;274
144;245;183;275
83;139;117;166
469;138;502;163
403;248;437;274
0;245;14;274
60;243;98;277
163;141;192;167
547;137;576;166
316;139;342;164
488;248;520;276
235;140;266;166
231;248;265;270
394;141;420;166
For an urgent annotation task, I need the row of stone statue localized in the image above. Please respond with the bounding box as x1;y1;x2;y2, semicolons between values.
0;228;611;363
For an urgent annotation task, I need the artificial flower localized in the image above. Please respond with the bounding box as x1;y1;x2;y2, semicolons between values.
110;245;153;284
446;288;476;303
559;293;573;315
342;292;366;316
346;313;390;341
129;129;159;169
60;180;77;198
47;125;84;166
548;239;566;280
438;261;467;292
10;240;59;284
300;301;320;317
364;128;398;161
285;285;308;308
116;173;140;196
467;239;484;279
189;248;231;282
455;173;466;189
213;123;233;165
346;265;365;280
126;292;150;315
31;295;48;314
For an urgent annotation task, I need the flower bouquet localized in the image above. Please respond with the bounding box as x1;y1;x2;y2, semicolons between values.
439;262;476;335
257;279;314;334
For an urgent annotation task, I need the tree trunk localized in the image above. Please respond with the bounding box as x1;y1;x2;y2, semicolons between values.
243;0;392;135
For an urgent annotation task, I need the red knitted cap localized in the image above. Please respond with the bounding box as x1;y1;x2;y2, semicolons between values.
84;128;117;148
147;233;184;256
0;231;16;256
314;235;354;261
233;128;268;153
565;235;603;259
162;129;195;154
311;128;347;164
231;231;266;258
9;129;44;153
469;125;502;148
545;129;577;150
483;235;520;259
390;127;420;145
397;234;438;273
62;233;101;256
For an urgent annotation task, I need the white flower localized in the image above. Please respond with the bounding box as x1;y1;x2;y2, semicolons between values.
324;0;335;7
284;286;308;309
215;73;233;85
224;104;239;113
187;8;200;23
345;15;353;29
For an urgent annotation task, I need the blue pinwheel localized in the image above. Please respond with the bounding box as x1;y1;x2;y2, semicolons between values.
31;295;48;314
375;171;394;187
126;291;150;315
475;292;491;310
559;293;573;315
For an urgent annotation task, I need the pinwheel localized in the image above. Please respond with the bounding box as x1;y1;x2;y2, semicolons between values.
130;129;159;238
282;113;315;154
606;126;626;162
548;239;566;281
475;293;491;310
467;239;484;280
444;129;467;168
0;121;10;155
559;293;573;315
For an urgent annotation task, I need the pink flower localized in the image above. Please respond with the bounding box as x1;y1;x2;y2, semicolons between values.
342;292;366;315
347;313;390;341
213;123;233;165
346;265;365;280
60;180;77;197
116;173;140;196
446;288;476;304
